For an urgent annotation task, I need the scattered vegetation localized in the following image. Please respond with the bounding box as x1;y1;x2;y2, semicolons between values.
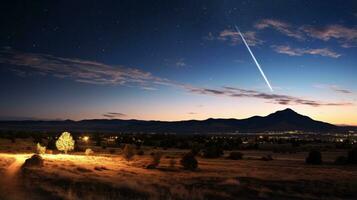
305;150;322;165
261;154;273;161
122;144;135;162
169;159;176;168
190;142;202;155
202;145;224;158
76;167;92;173
85;148;94;156
347;147;357;164
334;156;347;165
94;166;108;171
180;152;198;170
227;151;243;160
136;149;144;155
109;148;116;154
147;151;162;169
36;143;46;154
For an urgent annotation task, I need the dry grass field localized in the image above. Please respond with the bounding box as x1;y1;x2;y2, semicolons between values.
0;139;356;200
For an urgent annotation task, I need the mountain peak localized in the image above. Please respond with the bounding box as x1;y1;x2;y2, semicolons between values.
269;108;298;116
267;108;303;119
279;108;297;113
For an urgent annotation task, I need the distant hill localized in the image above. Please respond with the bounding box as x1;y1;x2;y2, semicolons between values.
0;108;348;134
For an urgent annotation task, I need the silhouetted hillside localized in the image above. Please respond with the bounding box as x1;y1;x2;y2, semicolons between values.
0;108;346;134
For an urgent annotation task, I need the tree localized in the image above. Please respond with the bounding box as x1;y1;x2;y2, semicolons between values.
56;132;75;154
180;152;198;170
305;150;322;165
147;151;162;169
122;144;135;162
347;147;357;164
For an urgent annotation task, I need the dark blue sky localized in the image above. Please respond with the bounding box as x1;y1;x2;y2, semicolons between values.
0;0;356;124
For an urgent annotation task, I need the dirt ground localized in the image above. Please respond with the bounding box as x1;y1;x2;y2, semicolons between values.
0;139;356;200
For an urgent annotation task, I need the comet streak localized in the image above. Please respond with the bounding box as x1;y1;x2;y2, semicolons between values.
235;25;273;92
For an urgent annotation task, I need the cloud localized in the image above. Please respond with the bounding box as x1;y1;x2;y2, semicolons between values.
207;29;263;46
187;112;197;115
255;19;305;40
186;86;352;107
103;112;127;119
272;45;341;58
301;25;357;48
301;25;357;41
314;84;352;94
0;48;174;89
255;19;357;48
0;48;352;107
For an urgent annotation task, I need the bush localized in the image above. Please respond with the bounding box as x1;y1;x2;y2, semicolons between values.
180;152;198;170
74;144;84;152
109;149;116;154
202;146;224;158
347;147;357;164
22;154;44;169
227;152;243;160
305;150;322;165
36;143;46;154
136;149;144;155
169;159;176;168
334;156;347;165
147;152;162;169
85;148;94;156
261;154;273;161
191;143;202;156
122;144;135;162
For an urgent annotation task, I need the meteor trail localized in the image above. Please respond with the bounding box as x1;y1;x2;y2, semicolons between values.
235;25;273;92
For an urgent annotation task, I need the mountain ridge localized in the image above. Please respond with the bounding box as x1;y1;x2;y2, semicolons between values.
0;108;350;133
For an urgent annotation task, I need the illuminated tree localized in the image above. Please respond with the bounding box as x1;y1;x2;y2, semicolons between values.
56;131;75;154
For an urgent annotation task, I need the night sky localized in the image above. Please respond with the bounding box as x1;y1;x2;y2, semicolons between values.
0;0;356;125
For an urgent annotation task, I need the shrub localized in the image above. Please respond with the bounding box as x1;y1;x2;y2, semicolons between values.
46;149;53;154
202;145;224;158
22;154;44;169
47;137;57;150
136;149;144;155
305;150;322;165
36;143;46;154
334;156;347;165
56;131;75;154
122;144;135;162
109;149;116;154
227;152;243;160
148;151;162;168
261;154;273;161
85;148;94;156
169;159;176;168
347;147;357;164
74;144;84;152
180;152;198;170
